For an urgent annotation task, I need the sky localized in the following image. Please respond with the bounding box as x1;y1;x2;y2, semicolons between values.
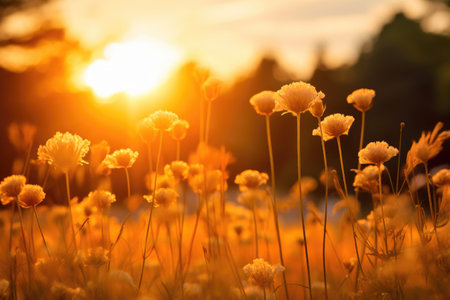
0;0;444;81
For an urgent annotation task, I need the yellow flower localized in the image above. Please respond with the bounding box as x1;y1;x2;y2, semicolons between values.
353;165;385;194
144;187;179;207
202;76;222;101
37;132;90;173
432;169;450;187
17;184;45;208
102;148;139;169
148;110;179;131
235;170;269;191
164;161;189;181
359;141;398;166
347;88;375;112
312;113;354;141
137;117;158;143
277;81;324;116
87;190;116;209
249;91;278;116
243;258;285;289
309;98;325;118
0;175;26;205
169;119;190;141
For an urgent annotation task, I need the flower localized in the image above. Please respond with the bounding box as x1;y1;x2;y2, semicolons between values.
309;98;325;118
359;141;399;166
202;77;222;101
87;190;116;209
17;184;45;208
353;165;385;194
432;169;450;187
148;110;179;131
164;161;189;181
82;247;109;266
169;119;190;141
249;91;278;116
145;173;176;191
137;117;158;143
410;122;450;166
235;170;269;191
276;81;324;116
243;258;285;289
312;114;354;141
37;132;90;173
0;175;26;205
347;88;375;112
290;176;318;198
102;149;139;169
144;188;179;207
8;122;37;152
189;170;223;195
238;189;269;208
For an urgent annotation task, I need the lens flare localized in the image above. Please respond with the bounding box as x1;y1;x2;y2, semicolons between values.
84;37;181;98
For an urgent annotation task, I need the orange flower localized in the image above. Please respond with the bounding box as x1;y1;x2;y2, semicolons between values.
169;120;190;141
249;91;278;116
0;175;26;205
312;114;354;141
144;188;179;207
359;141;398;166
235;170;269;191
347;88;375;112
148;110;179;131
17;184;45;208
243;258;285;289
202;77;222;101
277;81;324;116
102;149;139;169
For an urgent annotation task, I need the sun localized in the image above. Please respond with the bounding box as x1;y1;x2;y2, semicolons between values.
84;37;181;98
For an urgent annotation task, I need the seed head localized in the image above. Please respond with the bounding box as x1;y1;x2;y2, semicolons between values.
243;258;285;289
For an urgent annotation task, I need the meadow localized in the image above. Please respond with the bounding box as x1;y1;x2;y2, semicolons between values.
0;71;449;300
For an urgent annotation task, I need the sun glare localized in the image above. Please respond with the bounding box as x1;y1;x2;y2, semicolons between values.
84;38;181;98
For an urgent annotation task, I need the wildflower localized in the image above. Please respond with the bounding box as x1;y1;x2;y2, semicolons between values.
169;119;190;141
235;170;269;191
432;169;450;187
238;189;269;208
82;247;109;266
249;91;278;116
87;190;116;209
353;165;385;194
243;258;285;289
144;188;179;207
312;114;355;141
189;170;222;195
188;163;204;178
17;184;45;208
347;88;375;112
0;175;26;205
276;81;324;115
309;98;325;118
148;110;179;131
137;117;158;143
37;132;90;173
411;122;450;165
102;148;139;169
359;141;398;166
202;77;222;101
290;176;318;198
164;161;189;181
145;173;176;191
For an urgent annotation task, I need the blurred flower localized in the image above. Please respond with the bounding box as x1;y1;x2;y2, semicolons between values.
87;190;116;209
238;189;269;208
189;170;223;195
102;148;138;169
164;161;189;181
148;110;179;131
309;98;326;118
347;88;375;112
0;174;26;205
169;119;190;141
343;257;358;273
188;163;204;178
144;187;179;207
37;132;90;173
8;122;37;152
137;117;158;143
193;65;210;85
145;173;176;191
249;91;278;116
432;168;450;187
235;170;268;191
0;279;9;299
243;258;285;289
81;247;109;266
312;113;354;141
290;176;318;198
17;184;45;208
412;122;449;165
359;141;398;166
353;165;385;194
202;76;222;101
276;81;324;116
90;140;110;174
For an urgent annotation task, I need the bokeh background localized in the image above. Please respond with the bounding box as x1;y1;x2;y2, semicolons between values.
0;0;449;209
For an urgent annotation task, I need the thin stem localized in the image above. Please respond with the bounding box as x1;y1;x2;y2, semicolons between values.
336;137;349;198
395;123;404;194
64;172;77;252
424;164;436;230
33;206;50;257
205;101;212;145
296;114;312;300
317;117;329;300
22;142;33;175
378;166;389;253
355;111;365;200
138;131;163;291
184;196;202;277
147;143;153;176
251;201;259;258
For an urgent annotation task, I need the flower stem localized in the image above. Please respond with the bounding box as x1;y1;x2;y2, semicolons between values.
355;111;365;201
378;166;389;253
33;205;50;257
251;200;259;258
64;172;77;252
296;114;312;300
336;137;348;198
395;123;405;194
147;143;153;175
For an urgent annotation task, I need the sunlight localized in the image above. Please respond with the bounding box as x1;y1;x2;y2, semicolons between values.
84;37;181;98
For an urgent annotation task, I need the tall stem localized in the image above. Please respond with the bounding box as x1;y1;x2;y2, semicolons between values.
251;201;259;258
33;206;50;257
296;114;312;300
138;131;163;291
355;112;365;200
147;143;153;176
184;196;202;277
395;123;404;194
317;117;329;300
424;164;436;230
378;166;389;253
336;137;348;198
64;172;77;252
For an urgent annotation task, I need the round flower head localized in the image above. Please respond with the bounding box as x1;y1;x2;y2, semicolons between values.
102;149;139;169
17;184;45;208
82;247;109;266
347;88;375;112
309;98;325;118
38;132;90;173
353;165;385;194
87;190;116;209
144;187;179;207
243;258;285;289
249;91;278;116
137;117;158;143
432;169;450;187
189;170;222;195
235;170;269;191
277;81;324;116
169;119;190;141
359;141;398;166
149;110;179;131
202;76;222;101
0;175;26;205
312;114;355;141
164;161;189;181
